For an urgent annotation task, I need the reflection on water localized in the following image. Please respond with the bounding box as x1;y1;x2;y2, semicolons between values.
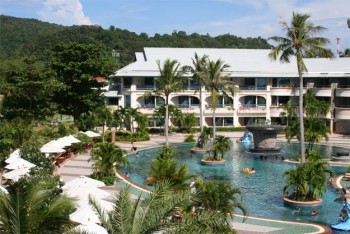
121;141;348;227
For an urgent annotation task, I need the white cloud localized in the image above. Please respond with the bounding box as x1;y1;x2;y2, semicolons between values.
37;0;92;26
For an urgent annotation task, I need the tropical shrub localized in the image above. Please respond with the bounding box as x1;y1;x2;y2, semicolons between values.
184;134;196;143
91;142;128;185
193;178;247;219
283;151;333;201
146;145;192;190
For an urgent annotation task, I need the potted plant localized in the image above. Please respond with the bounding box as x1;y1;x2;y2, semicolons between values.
283;151;333;206
191;127;212;154
201;135;230;165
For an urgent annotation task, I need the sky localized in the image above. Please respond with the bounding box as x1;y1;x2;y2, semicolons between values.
1;0;350;52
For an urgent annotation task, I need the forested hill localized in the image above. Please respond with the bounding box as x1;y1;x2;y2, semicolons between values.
0;15;271;66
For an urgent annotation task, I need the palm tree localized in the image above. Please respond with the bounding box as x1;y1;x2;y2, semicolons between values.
146;145;191;190
197;126;213;149
91;142;128;178
284;151;333;201
95;106;113;143
212;135;231;161
193;179;247;219
154;59;186;145
91;181;234;234
280;100;297;126
180;112;197;134
0;176;75;233
268;12;334;163
183;53;209;134
205;59;238;138
153;104;183;134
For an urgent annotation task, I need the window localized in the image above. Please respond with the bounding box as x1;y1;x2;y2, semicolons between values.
108;98;119;105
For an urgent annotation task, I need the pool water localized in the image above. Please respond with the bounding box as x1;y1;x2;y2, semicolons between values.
121;141;348;227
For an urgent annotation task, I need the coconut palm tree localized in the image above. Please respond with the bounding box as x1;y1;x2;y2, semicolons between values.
183;53;209;134
280;100;297;126
205;59;238;138
0;176;75;233
268;12;334;163
284;151;333;201
154;59;187;145
91;142;128;180
153;104;183;134
193;178;247;219
197;126;213;149
91;181;234;234
212;135;231;161
95;106;113;143
146;145;191;190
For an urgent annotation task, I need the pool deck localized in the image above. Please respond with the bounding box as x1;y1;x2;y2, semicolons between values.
58;131;350;234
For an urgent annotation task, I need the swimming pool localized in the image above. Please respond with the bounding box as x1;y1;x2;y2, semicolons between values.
121;141;348;226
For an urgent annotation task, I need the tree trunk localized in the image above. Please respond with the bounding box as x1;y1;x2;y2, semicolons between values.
165;95;169;145
199;84;204;134
298;62;305;164
213;107;216;138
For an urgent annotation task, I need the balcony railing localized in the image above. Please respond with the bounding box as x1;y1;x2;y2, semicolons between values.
239;86;267;90
136;85;155;90
238;104;266;112
175;104;200;108
206;104;233;108
140;104;161;109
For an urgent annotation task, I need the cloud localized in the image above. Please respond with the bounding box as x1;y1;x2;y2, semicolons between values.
37;0;92;26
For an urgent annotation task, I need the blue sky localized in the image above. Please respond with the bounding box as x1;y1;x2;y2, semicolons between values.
1;0;350;51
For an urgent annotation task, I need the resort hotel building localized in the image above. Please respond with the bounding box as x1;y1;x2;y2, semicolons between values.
104;47;350;134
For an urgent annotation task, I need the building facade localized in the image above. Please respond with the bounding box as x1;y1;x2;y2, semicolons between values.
104;47;350;134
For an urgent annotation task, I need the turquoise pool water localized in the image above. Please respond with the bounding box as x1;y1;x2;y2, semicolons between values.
121;141;348;226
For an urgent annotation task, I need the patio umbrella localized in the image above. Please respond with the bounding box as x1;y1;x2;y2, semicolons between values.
64;186;110;201
69;204;101;225
55;138;72;147
5;158;36;170
62;176;105;190
5;149;21;164
84;130;101;137
77;198;115;212
72;223;108;234
66;135;81;144
40;141;65;154
2;167;31;182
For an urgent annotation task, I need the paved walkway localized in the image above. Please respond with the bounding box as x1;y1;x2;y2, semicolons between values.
58;132;349;234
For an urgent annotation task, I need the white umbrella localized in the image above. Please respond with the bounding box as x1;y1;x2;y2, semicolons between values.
5;149;21;164
72;223;108;234
66;135;81;144
62;176;105;190
2;167;31;182
77;198;115;212
65;186;110;201
69;204;101;225
55;137;72;147
5;158;36;170
0;186;8;194
40;141;65;154
84;131;101;137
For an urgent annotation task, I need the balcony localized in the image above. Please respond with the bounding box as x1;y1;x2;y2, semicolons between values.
335;107;350;120
237;104;267;114
335;87;350;97
136;85;155;90
239;86;267;91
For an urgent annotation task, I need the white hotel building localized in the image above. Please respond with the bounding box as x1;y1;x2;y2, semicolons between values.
104;47;350;134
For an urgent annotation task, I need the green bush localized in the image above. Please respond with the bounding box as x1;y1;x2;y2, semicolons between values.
115;131;150;142
184;134;196;143
215;127;246;132
91;173;116;186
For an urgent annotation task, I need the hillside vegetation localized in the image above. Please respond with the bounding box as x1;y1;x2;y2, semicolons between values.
0;15;271;66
